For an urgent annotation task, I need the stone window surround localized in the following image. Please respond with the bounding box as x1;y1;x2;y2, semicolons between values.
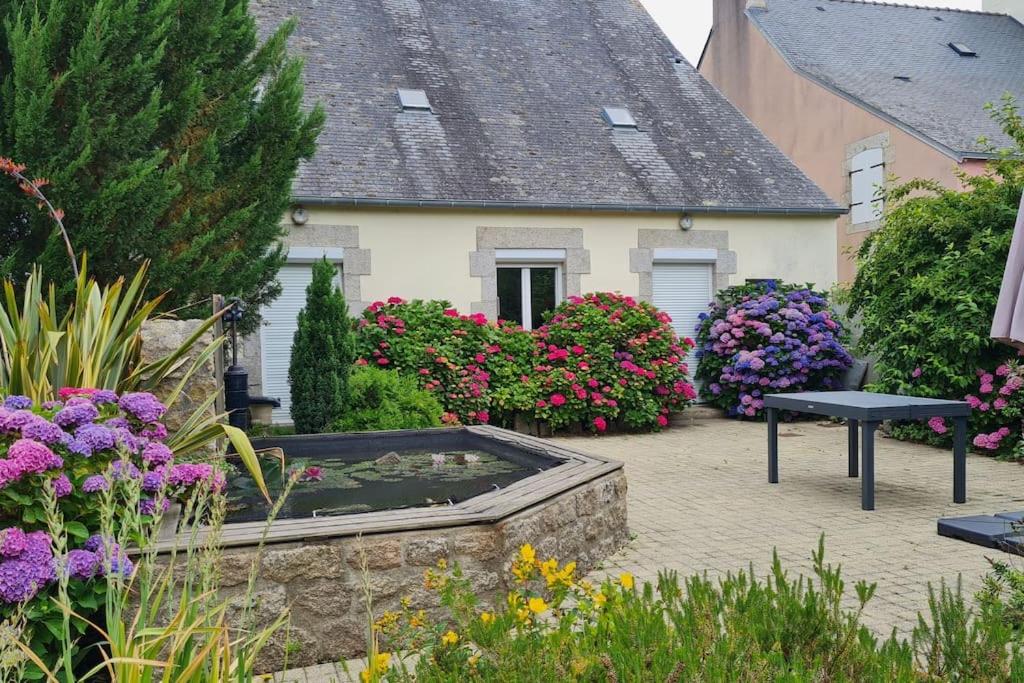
240;224;371;396
630;228;736;302
280;224;371;310
470;227;590;318
843;132;894;235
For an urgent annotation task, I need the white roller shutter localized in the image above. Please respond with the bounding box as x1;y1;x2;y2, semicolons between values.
260;264;316;423
652;263;713;392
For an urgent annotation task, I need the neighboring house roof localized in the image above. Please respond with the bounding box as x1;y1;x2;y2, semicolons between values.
748;0;1024;160
252;0;840;215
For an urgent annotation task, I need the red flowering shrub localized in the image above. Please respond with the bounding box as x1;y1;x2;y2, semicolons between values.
355;294;696;433
354;299;533;426
530;293;696;432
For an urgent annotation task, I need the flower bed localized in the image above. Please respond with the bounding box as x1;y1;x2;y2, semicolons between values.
0;389;223;667
354;294;696;434
695;282;853;419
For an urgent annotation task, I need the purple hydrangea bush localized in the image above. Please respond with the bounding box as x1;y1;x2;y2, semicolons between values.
695;282;853;419
0;387;225;614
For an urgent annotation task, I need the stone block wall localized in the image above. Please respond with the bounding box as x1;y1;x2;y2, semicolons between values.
214;470;628;672
139;318;220;434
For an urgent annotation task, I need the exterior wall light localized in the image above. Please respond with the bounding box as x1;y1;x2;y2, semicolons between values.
291;206;309;226
679;213;694;231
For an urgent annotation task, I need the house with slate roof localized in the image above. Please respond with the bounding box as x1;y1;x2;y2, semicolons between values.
247;0;842;422
699;0;1024;282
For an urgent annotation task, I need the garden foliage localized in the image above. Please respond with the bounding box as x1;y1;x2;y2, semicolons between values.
695;281;853;419
847;96;1024;454
0;0;323;329
332;367;442;433
366;538;1023;682
0;389;228;675
289;259;354;435
353;294;695;433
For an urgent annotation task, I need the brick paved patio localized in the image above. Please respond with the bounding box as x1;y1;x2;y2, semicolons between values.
273;415;1024;681
561;414;1024;637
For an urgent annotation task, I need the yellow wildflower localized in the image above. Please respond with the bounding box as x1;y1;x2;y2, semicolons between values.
516;607;531;622
441;630;459;646
519;544;536;564
409;610;426;628
469;654;480;668
436;558;448;570
400;595;412;609
359;652;392;682
528;596;549;614
372;611;399;633
540;558;558;577
480;611;495;625
594;592;607;608
619;572;635;590
507;592;522;608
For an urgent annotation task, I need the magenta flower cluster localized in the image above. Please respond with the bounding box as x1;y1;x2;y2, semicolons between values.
928;363;1024;454
696;286;853;419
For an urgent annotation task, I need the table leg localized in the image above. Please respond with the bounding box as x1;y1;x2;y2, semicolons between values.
848;418;859;477
768;407;779;484
953;415;967;504
861;421;877;511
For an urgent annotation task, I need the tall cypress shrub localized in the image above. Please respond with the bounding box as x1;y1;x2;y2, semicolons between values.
0;0;324;329
289;258;353;434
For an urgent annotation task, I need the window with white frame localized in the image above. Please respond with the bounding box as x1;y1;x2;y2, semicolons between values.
495;249;564;330
850;148;884;225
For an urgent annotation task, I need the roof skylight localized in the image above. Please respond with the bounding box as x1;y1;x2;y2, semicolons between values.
397;88;432;112
602;107;638;130
948;42;977;57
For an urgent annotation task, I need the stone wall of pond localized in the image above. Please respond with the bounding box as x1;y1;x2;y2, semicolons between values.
214;470;628;673
140;318;221;433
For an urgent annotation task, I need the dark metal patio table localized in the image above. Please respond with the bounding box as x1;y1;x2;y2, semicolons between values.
764;391;970;511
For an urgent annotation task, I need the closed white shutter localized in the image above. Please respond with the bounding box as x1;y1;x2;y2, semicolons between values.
260;264;316;423
652;263;713;391
850;148;884;224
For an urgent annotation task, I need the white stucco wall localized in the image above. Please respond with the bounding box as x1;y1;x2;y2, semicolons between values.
285;207;838;309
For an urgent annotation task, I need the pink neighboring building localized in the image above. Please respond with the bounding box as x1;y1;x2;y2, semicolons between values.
699;0;1024;282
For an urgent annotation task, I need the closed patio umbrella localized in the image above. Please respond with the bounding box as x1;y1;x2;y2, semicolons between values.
991;192;1024;350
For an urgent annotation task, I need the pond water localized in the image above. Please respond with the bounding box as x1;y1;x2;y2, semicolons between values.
225;448;547;523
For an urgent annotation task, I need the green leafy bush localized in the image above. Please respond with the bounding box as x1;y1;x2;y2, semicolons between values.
695;281;852;419
365;538;1023;682
847;98;1024;454
289;258;354;434
332;367;442;432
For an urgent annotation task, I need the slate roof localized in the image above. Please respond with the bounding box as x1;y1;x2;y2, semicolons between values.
251;0;840;214
748;0;1024;159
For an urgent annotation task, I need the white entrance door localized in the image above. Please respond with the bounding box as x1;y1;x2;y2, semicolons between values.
260;263;316;424
652;262;714;391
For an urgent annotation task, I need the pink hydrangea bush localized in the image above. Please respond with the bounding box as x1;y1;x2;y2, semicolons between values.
926;363;1024;457
530;293;696;432
354;298;535;426
354;294;696;433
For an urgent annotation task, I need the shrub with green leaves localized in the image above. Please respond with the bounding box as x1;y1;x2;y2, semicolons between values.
847;97;1024;452
332;367;442;432
289;259;354;434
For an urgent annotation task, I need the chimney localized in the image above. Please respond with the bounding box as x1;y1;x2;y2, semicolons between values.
985;0;1024;23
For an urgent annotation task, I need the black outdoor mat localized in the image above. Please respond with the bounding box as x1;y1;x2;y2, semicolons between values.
937;511;1024;555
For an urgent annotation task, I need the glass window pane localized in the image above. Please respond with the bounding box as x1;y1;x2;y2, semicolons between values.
530;267;557;330
497;268;523;325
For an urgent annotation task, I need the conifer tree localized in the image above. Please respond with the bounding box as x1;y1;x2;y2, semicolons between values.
289;258;353;434
0;0;324;327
